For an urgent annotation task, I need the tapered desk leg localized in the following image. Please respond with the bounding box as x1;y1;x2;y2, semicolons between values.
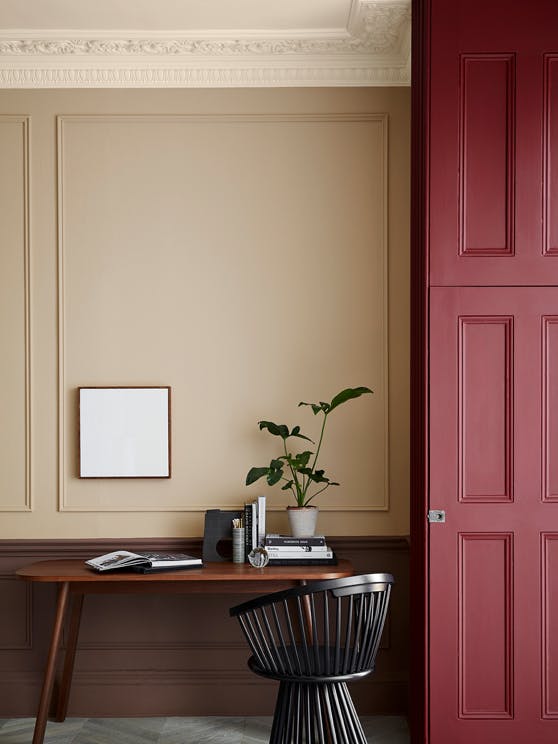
32;582;69;744
299;580;313;641
55;593;84;722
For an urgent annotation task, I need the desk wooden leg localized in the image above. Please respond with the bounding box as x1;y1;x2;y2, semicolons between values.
299;580;314;641
55;593;84;722
32;582;69;744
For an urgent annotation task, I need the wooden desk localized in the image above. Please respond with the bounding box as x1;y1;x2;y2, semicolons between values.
17;558;353;744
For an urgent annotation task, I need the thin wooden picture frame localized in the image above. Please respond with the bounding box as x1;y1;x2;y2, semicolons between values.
78;386;171;479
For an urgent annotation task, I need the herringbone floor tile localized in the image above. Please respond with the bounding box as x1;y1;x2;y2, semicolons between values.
159;717;245;743
0;716;409;743
0;717;86;743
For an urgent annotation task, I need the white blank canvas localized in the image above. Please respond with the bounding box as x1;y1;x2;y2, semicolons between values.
79;387;170;478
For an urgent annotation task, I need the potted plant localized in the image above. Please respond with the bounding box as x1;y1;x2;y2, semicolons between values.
246;386;373;537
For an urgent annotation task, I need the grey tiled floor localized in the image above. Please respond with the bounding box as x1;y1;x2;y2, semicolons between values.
0;716;409;743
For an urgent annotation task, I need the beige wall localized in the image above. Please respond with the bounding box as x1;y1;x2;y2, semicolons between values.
0;88;409;539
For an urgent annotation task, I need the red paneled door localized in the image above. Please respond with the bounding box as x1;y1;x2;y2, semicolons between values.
429;0;558;286
429;287;558;742
423;1;558;740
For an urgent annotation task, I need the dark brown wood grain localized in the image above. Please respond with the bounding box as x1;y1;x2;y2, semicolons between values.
0;537;408;718
32;583;69;744
20;558;354;744
55;594;83;722
17;559;353;584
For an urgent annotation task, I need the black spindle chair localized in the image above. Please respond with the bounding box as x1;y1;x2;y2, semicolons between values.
230;573;393;744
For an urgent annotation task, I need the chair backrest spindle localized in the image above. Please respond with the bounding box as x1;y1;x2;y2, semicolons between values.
283;598;303;675
334;595;342;676
271;602;293;676
309;593;321;674
259;606;282;674
342;594;354;675
350;593;366;671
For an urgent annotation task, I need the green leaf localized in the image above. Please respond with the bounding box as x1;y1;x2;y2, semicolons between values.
267;469;283;486
293;451;312;468
328;386;373;413
245;467;269;485
306;469;331;483
258;421;289;438
289;425;313;442
298;401;329;415
281;480;294;491
297;467;313;476
270;459;284;470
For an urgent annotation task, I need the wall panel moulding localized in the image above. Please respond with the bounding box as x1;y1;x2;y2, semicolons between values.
0;1;411;89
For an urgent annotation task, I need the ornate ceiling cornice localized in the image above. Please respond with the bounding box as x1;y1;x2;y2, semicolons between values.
0;0;411;88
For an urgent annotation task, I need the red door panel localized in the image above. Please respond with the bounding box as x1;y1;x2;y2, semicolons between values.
459;55;514;258
544;57;558;256
543;534;558;717
429;0;558;285
429;287;558;743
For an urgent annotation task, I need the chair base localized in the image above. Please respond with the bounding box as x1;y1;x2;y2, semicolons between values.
269;680;368;744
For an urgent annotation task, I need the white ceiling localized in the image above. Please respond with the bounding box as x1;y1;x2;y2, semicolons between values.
0;0;411;88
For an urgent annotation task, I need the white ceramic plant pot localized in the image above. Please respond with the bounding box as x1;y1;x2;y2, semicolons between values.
287;506;319;537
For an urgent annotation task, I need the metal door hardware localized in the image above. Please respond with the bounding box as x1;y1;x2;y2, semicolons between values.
427;510;446;523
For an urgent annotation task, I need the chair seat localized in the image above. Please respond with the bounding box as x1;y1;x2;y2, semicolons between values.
248;648;375;683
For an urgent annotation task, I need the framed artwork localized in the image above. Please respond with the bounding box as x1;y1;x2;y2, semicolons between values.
78;386;171;478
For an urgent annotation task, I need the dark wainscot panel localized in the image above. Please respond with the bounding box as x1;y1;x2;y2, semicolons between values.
0;537;409;717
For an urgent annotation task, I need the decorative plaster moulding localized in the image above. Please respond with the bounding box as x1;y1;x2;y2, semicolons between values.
0;0;411;88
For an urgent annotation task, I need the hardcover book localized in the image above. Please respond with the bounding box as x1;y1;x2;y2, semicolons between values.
267;554;337;566
257;495;266;546
264;534;327;547
85;550;202;573
251;502;258;551
265;545;333;557
244;502;253;556
243;500;259;558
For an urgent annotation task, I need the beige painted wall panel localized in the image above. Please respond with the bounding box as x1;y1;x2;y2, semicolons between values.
0;117;30;511
0;88;409;538
59;114;387;513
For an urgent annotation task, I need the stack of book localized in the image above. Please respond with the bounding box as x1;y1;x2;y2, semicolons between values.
244;495;266;559
263;534;336;565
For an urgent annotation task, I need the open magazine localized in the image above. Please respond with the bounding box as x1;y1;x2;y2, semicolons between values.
85;550;202;573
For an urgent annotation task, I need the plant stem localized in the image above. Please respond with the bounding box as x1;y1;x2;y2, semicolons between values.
283;439;303;505
296;413;329;507
280;476;297;500
305;483;331;505
308;413;328;483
